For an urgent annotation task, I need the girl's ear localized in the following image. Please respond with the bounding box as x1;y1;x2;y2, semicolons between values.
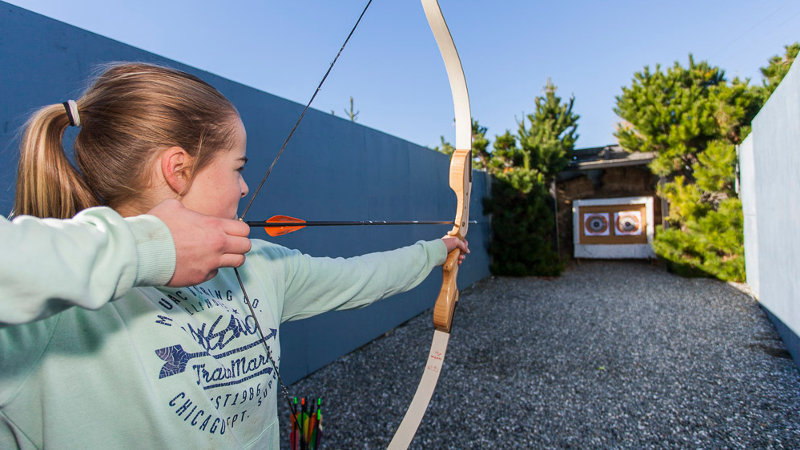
160;146;193;195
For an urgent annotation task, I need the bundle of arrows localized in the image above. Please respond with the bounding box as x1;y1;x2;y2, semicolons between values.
290;397;322;450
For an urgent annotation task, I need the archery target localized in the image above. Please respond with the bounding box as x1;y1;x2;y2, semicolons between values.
614;211;642;235
583;213;610;236
573;197;655;258
575;200;650;246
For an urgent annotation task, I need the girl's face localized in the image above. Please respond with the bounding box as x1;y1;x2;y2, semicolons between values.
180;119;249;219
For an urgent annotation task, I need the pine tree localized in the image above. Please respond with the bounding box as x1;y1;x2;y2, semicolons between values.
471;120;491;171
343;96;359;122
434;119;491;170
482;80;577;276
483;168;563;276
434;135;455;156
517;79;579;180
614;56;725;178
760;42;799;98
488;130;519;174
615;55;763;281
653;141;744;280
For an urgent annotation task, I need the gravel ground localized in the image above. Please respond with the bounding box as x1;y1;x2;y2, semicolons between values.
279;260;800;449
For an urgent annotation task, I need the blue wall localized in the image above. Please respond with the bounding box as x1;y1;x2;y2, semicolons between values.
0;2;491;382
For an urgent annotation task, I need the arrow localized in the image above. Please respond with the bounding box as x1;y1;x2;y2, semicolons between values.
246;215;478;237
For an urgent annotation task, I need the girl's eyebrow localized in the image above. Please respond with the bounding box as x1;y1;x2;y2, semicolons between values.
239;157;249;164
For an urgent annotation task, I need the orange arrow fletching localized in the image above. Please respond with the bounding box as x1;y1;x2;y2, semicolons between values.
264;215;306;237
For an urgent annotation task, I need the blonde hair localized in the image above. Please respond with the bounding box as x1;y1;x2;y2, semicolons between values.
14;62;239;218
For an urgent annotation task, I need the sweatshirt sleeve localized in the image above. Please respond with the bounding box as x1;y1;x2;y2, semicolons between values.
273;239;448;322
0;207;176;326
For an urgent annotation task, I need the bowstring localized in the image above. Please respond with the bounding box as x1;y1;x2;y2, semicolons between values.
240;0;374;220
232;0;374;430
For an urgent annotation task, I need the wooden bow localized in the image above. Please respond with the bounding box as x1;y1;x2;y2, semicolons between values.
388;1;472;447
230;1;471;447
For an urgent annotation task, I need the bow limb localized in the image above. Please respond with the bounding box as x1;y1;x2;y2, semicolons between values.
388;1;471;448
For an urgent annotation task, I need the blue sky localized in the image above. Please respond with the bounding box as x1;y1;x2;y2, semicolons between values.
7;0;800;150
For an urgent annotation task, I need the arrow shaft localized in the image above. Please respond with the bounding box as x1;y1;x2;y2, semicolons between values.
245;220;473;228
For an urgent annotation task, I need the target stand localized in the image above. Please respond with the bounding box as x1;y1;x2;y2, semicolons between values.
572;196;655;259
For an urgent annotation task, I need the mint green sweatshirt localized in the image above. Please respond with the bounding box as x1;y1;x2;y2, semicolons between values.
0;207;446;449
1;207;176;325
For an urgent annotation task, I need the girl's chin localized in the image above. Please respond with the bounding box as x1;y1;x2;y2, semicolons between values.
187;206;239;221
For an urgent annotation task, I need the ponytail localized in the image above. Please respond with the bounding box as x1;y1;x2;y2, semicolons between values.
14;62;238;220
14;103;98;218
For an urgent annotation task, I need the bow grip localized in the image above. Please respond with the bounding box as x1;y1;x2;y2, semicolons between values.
447;148;471;238
433;248;460;332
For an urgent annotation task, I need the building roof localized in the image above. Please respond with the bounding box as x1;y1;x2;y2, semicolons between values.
567;144;655;171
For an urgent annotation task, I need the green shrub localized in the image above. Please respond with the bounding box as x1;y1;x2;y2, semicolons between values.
483;168;564;276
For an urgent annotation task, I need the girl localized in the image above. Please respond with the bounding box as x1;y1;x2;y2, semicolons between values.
1;63;467;449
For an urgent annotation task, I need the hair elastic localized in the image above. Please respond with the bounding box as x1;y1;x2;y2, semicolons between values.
62;100;81;127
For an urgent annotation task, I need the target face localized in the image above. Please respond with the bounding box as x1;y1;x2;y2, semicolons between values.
614;211;642;235
583;213;610;236
574;197;654;257
577;202;649;245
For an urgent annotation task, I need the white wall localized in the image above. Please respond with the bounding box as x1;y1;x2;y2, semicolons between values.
738;136;758;297
740;59;800;344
